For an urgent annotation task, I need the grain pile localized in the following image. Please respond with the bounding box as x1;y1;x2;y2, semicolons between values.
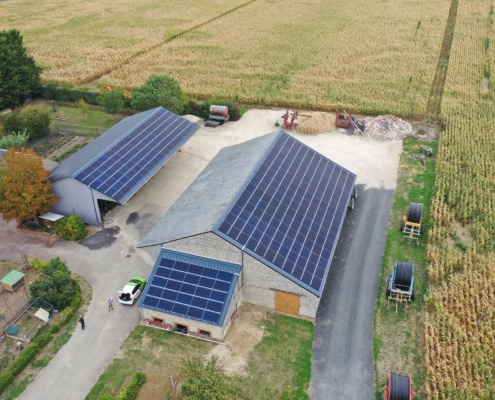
296;112;335;134
360;115;412;141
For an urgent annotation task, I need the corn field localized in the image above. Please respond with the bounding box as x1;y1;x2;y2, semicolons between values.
425;0;495;397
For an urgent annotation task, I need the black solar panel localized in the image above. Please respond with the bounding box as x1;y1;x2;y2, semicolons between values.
141;254;238;325
214;133;356;295
73;108;199;204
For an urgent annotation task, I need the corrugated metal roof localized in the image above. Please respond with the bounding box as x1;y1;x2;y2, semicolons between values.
138;131;279;247
1;270;25;286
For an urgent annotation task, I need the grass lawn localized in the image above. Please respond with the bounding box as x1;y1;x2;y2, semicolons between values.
36;100;127;132
239;315;313;399
87;313;313;399
373;136;438;399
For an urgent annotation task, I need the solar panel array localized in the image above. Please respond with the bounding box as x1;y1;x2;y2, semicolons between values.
215;133;356;295
141;254;238;325
73;108;199;204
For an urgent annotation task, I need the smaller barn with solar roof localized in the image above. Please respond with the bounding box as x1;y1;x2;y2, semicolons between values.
49;107;200;225
138;130;356;339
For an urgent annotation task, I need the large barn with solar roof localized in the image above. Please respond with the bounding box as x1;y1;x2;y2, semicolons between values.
138;130;356;340
49;107;200;225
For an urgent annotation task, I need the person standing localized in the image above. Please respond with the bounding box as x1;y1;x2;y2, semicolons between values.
79;315;85;330
107;297;114;311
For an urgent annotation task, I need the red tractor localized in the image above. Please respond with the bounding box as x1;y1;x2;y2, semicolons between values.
335;109;352;128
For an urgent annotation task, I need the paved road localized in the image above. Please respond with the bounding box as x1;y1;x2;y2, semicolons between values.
0;219;152;400
310;186;395;399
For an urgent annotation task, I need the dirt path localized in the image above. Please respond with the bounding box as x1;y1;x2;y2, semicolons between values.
206;304;267;375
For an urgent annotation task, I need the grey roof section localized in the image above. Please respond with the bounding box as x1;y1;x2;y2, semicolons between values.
49;108;159;182
138;131;280;248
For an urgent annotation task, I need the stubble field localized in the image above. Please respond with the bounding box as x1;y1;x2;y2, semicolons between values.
1;0;450;116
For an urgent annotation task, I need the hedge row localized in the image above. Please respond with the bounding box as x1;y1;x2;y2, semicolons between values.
40;83;131;108
116;371;146;400
41;83;243;121
0;330;53;395
0;282;82;396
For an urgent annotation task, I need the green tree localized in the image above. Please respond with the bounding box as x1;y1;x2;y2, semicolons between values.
179;356;240;400
30;257;77;310
55;214;87;241
130;75;188;114
99;90;124;117
19;105;50;139
79;99;90;116
0;29;42;109
0;148;58;226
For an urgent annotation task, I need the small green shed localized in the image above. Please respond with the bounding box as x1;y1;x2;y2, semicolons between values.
1;270;25;292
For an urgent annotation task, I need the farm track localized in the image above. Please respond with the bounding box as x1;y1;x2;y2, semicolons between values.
81;0;258;85
426;0;460;119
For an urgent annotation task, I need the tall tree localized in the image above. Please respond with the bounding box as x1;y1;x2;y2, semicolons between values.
0;148;58;226
99;90;124;117
0;29;43;109
130;74;188;114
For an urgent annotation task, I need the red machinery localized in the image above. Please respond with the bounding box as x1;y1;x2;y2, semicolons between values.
281;109;298;130
335;109;352;128
382;372;416;400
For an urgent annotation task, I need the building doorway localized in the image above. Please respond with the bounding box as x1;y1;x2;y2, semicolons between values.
275;291;300;316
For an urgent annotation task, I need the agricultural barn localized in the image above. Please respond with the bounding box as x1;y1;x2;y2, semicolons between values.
138;130;356;338
139;249;241;340
49;107;200;225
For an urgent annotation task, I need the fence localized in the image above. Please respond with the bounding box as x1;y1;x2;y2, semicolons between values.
51;124;107;137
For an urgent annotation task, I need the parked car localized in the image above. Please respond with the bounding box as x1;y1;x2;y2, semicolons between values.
118;277;146;305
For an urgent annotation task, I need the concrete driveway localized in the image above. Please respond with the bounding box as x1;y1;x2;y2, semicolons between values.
0;109;401;399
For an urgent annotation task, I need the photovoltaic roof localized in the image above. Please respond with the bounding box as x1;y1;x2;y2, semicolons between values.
214;132;356;296
139;249;240;326
72;107;200;204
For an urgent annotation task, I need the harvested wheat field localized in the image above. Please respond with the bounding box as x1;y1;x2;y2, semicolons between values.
1;0;450;116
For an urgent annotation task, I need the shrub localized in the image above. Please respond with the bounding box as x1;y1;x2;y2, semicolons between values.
130;75;188;114
18;105;50;139
32;331;52;348
56;214;87;241
116;371;146;400
0;129;29;149
30;258;77;310
78;99;90;115
98;395;114;400
59;285;81;324
49;322;61;334
0;372;14;395
2;112;23;134
10;344;39;375
31;258;49;271
179;356;240;400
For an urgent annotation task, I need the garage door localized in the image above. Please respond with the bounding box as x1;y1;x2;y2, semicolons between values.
275;291;300;316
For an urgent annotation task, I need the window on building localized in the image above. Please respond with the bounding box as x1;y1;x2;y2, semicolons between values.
199;329;211;337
